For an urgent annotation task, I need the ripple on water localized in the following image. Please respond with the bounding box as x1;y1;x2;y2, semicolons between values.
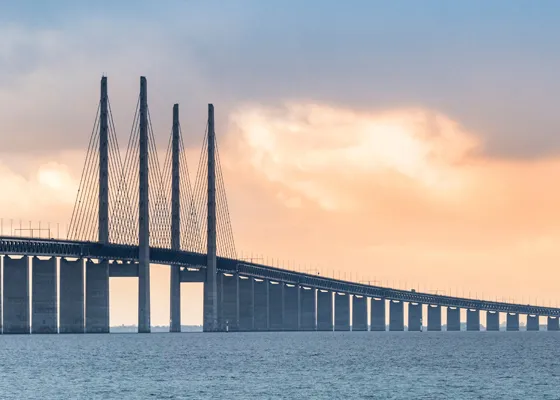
0;332;558;399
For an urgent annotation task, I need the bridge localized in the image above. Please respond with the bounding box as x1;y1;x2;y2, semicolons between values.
0;76;558;334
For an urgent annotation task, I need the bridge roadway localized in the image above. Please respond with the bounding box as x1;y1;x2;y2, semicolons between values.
1;236;559;333
1;236;559;317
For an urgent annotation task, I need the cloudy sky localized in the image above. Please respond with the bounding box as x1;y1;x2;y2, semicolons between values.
2;0;560;325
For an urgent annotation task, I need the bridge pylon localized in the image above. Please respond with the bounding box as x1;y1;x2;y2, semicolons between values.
138;76;151;333
203;104;219;331
170;104;181;332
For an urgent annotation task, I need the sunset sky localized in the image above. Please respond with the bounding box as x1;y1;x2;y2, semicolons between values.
1;1;560;326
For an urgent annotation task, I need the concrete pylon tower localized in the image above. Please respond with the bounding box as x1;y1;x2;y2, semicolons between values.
170;104;181;332
138;76;151;333
99;76;109;243
203;104;218;331
85;75;110;334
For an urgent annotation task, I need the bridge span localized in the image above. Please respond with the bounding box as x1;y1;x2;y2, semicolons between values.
1;75;558;334
0;236;558;334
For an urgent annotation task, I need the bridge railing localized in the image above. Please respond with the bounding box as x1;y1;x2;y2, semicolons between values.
0;219;68;240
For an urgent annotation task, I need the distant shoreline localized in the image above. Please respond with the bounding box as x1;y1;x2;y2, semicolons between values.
110;325;203;333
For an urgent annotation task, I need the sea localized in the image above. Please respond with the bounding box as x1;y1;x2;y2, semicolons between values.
0;332;558;399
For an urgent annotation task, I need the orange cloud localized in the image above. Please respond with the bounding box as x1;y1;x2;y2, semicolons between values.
220;103;560;309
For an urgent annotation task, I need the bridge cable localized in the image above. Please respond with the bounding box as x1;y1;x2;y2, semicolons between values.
178;128;202;253
113;95;140;244
67;101;100;240
192;124;209;253
72;106;101;241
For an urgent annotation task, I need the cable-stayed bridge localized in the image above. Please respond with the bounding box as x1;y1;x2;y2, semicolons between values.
0;77;558;334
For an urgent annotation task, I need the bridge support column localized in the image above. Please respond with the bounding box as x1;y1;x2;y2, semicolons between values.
221;273;239;331
317;290;333;331
389;300;404;331
32;257;57;334
86;259;109;333
3;256;30;334
216;272;223;329
526;315;539;331
283;284;300;331
427;305;441;331
253;279;269;331
169;266;181;332
299;287;316;331
506;313;519;331
407;302;422;331
486;311;500;331
352;295;367;331
547;316;559;331
467;309;480;331
60;258;84;333
334;293;350;331
447;307;460;331
238;276;254;331
371;298;386;331
268;281;284;331
0;257;2;333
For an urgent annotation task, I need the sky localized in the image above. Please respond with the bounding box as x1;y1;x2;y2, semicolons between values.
1;0;560;326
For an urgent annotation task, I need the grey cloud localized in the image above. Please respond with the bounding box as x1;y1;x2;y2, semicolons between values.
1;1;560;159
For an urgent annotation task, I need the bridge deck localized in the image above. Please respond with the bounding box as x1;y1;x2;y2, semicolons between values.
1;236;559;317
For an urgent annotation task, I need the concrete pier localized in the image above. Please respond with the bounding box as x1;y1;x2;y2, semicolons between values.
467;309;480;331
334;293;350;331
486;311;500;331
3;256;30;334
238;276;254;331
317;290;333;331
526;314;539;331
253;279;269;331
506;313;519;331
32;257;57;334
169;265;181;332
216;272;223;328
85;259;109;333
222;273;239;331
268;282;284;331
547;316;559;331
407;302;422;332
0;257;2;333
389;300;404;331
427;305;441;331
447;307;460;331
371;298;386;331
299;286;316;331
352;295;367;331
59;258;84;333
283;284;299;331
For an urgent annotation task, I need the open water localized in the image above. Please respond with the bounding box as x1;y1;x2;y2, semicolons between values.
0;332;559;399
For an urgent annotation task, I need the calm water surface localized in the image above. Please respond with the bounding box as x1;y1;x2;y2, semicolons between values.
0;332;558;399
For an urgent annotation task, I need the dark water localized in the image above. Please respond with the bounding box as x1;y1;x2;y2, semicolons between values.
0;332;559;399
